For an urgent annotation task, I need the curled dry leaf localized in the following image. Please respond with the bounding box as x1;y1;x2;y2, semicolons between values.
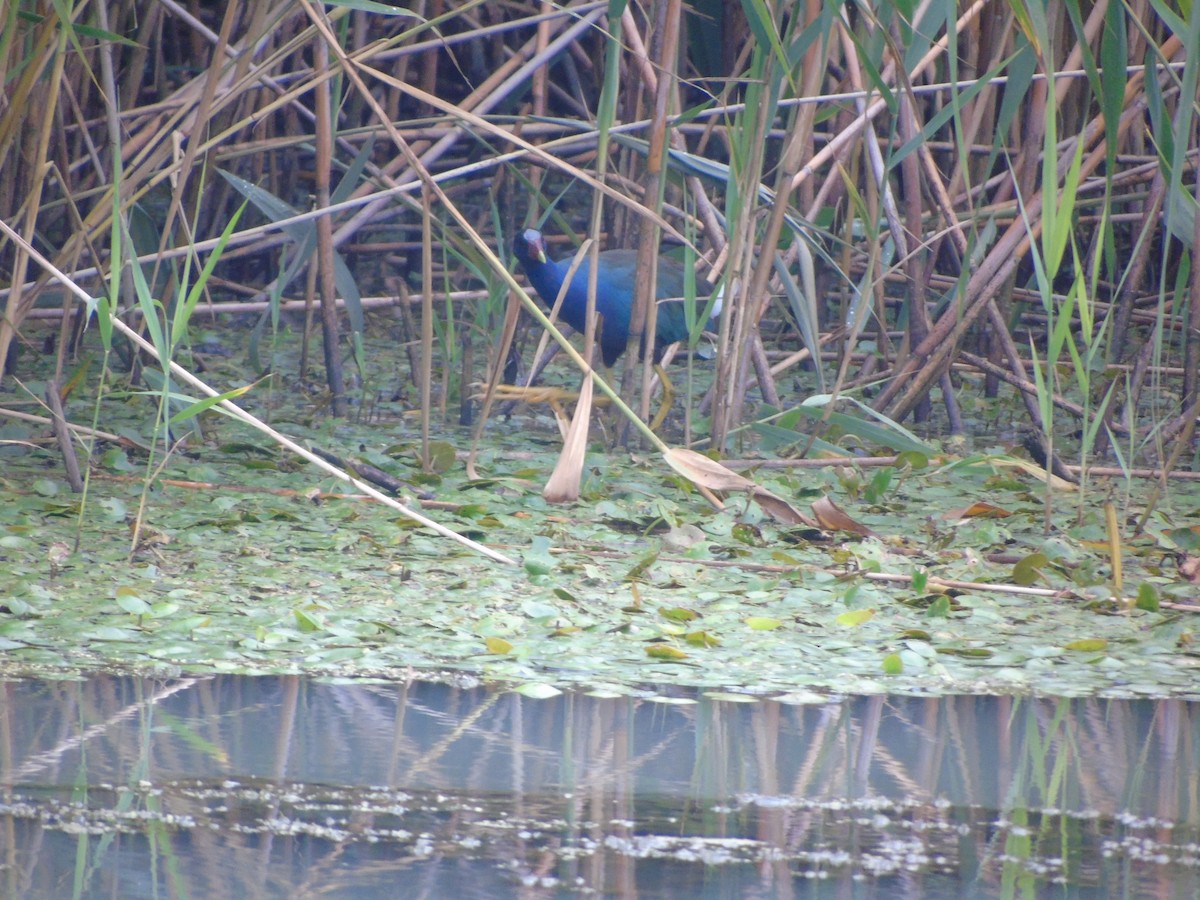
663;447;756;492
663;448;816;526
751;487;818;527
942;501;1013;520
543;377;592;503
811;495;874;536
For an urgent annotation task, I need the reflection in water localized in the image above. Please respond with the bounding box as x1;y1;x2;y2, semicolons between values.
0;676;1196;898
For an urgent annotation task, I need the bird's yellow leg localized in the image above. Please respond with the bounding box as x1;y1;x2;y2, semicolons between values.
648;363;675;433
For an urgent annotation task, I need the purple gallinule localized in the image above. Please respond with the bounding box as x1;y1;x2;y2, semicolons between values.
512;229;719;429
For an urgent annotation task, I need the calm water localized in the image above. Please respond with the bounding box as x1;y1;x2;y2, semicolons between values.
0;676;1196;898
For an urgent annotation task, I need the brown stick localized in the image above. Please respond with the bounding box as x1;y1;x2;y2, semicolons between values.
44;380;83;492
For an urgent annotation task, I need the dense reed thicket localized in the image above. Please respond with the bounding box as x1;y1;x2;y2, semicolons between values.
0;0;1196;476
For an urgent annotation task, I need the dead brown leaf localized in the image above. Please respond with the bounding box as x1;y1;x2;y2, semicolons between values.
663;448;816;526
942;501;1013;520
811;495;874;536
663;447;757;492
752;487;819;527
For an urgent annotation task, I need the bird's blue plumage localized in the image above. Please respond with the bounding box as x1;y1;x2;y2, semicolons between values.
513;229;712;367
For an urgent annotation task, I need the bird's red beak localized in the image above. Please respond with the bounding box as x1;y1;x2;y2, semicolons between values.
523;229;547;264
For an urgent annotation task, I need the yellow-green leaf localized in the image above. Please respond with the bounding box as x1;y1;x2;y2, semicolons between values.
744;616;782;631
836;609;875;627
293;609;321;633
1064;638;1107;652
926;595;951;618
646;644;688;660
484;637;513;654
936;646;993;658
1012;552;1049;586
426;440;458;473
1136;583;1159;612
659;607;698;622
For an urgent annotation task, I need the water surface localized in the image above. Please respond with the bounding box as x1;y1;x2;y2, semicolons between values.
1;676;1196;897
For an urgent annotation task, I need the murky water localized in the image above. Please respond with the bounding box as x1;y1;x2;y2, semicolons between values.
1;676;1196;898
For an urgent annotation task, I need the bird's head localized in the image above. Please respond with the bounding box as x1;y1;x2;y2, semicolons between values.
515;228;548;266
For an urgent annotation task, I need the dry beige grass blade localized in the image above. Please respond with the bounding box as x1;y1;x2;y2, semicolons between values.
542;377;594;503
